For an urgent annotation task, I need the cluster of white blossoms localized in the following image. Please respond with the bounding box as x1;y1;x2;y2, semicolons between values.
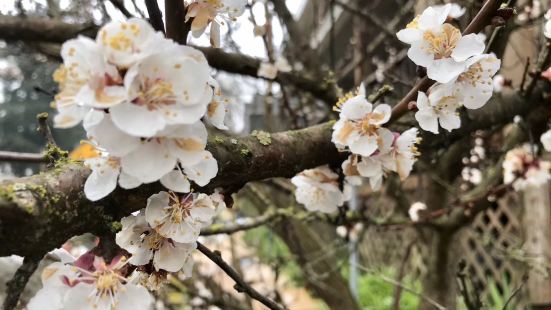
292;83;421;213
29;253;153;310
185;0;247;47
503;144;551;191
116;190;224;274
51;18;232;201
397;4;501;134
332;84;421;191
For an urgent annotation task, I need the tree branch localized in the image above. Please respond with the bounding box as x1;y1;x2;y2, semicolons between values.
196;242;285;310
144;0;165;33
0;15;338;105
164;0;188;44
2;256;41;310
0;151;46;163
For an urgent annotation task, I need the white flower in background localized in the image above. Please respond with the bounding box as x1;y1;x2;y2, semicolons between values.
433;3;467;19
385;128;421;180
52;36;126;128
111;45;212;137
332;84;392;156
120;122;213;183
355;128;420;189
544;16;551;39
185;0;247;47
204;78;230;130
415;84;461;134
434;3;466;19
541;129;551;151
408;202;427;222
291;165;345;213
492;74;505;93
145;191;224;243
84;155;142;201
396;4;485;83
97;18;167;68
449;53;501;109
503;144;551;190
29;255;153;310
116;211;196;272
257;58;292;79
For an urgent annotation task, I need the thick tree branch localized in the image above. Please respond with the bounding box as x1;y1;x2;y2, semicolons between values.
0;15;338;105
0;123;339;257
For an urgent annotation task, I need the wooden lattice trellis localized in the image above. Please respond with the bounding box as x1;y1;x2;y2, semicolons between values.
459;194;527;305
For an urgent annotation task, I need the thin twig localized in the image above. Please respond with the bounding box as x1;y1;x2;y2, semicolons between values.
0;150;46;163
2;256;41;310
196;242;285;310
165;0;188;44
353;262;446;310
36;112;56;147
201;210;282;235
391;240;415;310
502;274;528;310
519;57;530;93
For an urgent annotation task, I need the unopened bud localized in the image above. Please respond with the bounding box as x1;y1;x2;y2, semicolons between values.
496;7;515;20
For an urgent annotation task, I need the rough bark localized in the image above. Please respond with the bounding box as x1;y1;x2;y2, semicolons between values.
0;123;340;257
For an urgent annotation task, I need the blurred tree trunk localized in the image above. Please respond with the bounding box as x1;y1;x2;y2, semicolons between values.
241;183;361;310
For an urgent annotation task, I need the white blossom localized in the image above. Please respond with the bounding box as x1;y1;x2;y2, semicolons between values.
545;18;551;39
503;144;551;190
29;255;153;310
204;78;231;130
52;36;125;128
119;122;213;184
110;45;212;137
84;155;142;201
492;74;505;93
145;191;225;243
541;129;551;152
415;84;461;134
291;165;345;213
408;202;427;222
449;53;501;109
434;3;466;19
116;211;196;272
332;84;392;156
185;0;247;47
257;58;292;79
396;4;485;83
97;18;168;68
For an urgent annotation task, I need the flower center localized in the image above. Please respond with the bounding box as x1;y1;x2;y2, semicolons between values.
167;192;194;224
357;112;384;136
458;62;484;85
135;78;177;110
94;271;122;298
422;24;461;59
145;230;165;250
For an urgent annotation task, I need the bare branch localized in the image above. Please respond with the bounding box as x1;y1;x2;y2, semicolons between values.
0;151;46;163
106;0;133;18
145;0;165;33
164;0;188;44
196;242;285;310
2;256;41;310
